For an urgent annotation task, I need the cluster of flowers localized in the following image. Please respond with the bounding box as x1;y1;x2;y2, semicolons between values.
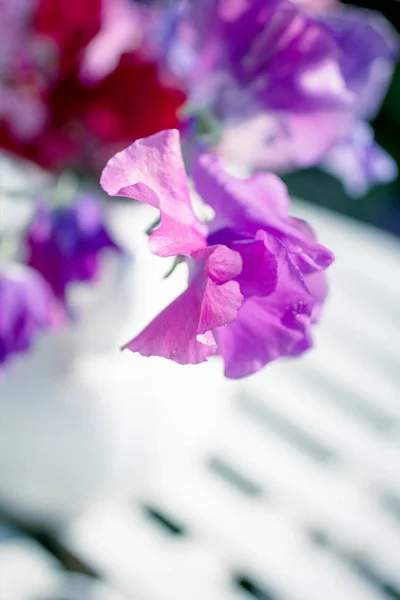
159;0;398;196
0;0;398;379
0;0;185;173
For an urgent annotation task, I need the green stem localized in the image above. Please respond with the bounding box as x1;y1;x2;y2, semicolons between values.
52;171;79;207
163;255;185;279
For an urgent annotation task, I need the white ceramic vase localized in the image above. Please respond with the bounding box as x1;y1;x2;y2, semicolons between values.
0;200;230;526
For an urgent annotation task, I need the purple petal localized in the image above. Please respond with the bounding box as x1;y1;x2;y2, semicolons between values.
192;153;290;230
323;8;398;119
217;236;314;379
196;0;349;112
101;129;207;257
276;108;353;168
216;108;353;171
192;153;334;270
26;195;120;300
232;234;278;298
322;121;398;197
0;265;55;371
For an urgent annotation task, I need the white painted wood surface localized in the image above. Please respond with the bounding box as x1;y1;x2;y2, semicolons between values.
1;153;399;600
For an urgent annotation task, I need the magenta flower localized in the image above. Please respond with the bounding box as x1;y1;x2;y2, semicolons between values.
25;195;121;302
101;129;333;378
0;264;54;376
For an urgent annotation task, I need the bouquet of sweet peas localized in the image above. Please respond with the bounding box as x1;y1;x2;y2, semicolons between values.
0;0;397;379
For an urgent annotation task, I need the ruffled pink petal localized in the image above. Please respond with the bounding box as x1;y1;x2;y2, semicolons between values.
123;268;243;365
198;244;243;284
101;129;207;257
198;277;243;335
123;276;217;365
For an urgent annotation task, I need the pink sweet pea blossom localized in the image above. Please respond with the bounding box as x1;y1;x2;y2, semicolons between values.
101;129;334;378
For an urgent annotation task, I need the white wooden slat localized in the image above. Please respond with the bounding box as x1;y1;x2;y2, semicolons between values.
0;537;60;600
63;504;242;600
2;156;400;600
141;469;388;600
294;202;400;300
212;410;400;588
299;337;400;424
242;371;400;495
321;321;400;397
320;285;400;364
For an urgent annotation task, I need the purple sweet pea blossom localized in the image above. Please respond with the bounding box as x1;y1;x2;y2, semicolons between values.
25;195;121;302
160;0;397;186
101;129;334;379
0;263;54;376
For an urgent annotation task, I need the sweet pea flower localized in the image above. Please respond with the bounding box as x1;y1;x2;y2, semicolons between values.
0;0;185;173
319;8;398;195
25;195;121;302
0;263;54;376
161;0;397;185
322;121;398;197
101;129;333;379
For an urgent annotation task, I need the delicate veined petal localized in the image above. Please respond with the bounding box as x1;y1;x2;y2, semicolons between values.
198;277;243;334
123;269;243;365
199;244;243;285
101;129;207;257
123;278;217;365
